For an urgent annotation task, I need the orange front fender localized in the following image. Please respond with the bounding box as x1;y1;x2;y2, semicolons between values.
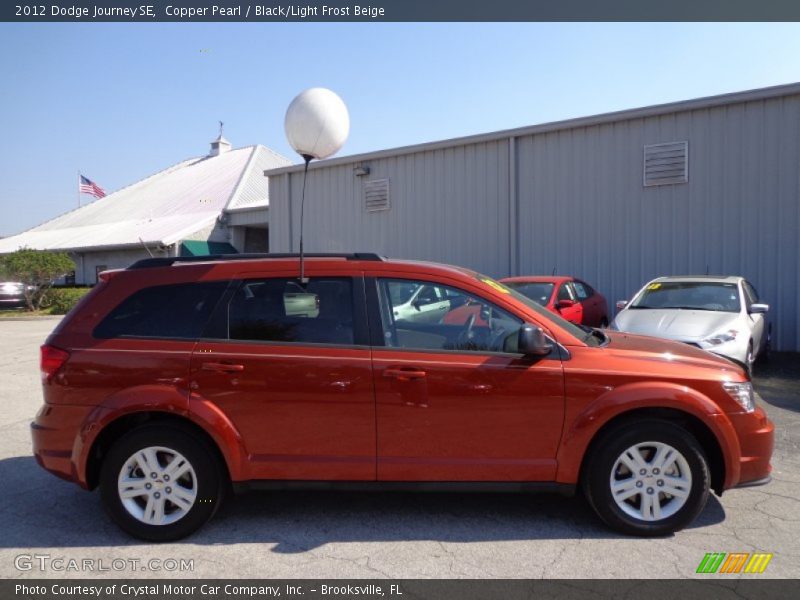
555;381;741;489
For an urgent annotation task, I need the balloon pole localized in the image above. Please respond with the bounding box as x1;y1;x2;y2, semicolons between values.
298;154;312;285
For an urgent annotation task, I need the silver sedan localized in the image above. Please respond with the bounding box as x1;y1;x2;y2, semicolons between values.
611;276;770;374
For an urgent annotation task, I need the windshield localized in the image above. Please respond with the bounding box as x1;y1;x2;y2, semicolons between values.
503;282;555;306
629;281;741;313
474;274;601;346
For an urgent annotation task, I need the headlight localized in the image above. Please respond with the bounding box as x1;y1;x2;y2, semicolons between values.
703;329;738;346
722;381;755;413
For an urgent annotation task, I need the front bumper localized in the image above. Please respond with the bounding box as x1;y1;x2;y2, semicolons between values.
735;475;771;488
728;405;774;487
31;403;92;485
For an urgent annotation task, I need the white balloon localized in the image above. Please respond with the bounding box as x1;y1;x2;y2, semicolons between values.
284;88;350;161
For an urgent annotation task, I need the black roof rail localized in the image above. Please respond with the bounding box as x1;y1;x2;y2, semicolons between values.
128;252;386;270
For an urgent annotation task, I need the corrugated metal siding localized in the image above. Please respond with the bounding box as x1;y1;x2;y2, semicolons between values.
271;141;511;277
228;207;269;226
517;94;799;352
270;93;800;351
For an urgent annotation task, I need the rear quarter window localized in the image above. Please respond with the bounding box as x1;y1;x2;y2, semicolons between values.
94;281;229;340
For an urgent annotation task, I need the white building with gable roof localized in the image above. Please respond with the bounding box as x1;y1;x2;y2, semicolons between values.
0;135;290;284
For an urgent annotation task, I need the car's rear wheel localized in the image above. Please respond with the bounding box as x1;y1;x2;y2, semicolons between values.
583;419;710;536
100;424;225;541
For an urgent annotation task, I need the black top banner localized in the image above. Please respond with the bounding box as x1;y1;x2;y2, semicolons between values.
4;0;800;22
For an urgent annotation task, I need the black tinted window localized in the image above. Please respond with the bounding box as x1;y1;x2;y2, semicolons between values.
95;282;228;339
228;277;354;345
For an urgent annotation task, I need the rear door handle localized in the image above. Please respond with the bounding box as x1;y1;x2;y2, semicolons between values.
383;368;427;381
202;362;245;373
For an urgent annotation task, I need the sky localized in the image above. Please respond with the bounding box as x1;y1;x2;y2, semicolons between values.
1;22;800;236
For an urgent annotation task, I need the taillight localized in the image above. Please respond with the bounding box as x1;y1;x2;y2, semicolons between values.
40;344;69;382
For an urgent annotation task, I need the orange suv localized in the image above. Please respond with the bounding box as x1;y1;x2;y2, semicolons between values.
32;254;774;541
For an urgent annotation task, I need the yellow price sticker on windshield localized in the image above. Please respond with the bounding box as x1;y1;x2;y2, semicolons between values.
480;278;512;294
647;283;661;290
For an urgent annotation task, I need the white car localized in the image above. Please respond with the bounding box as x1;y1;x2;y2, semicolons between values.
389;282;452;324
612;276;770;374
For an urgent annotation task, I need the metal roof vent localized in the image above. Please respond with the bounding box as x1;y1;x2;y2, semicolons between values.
643;141;688;186
364;178;390;212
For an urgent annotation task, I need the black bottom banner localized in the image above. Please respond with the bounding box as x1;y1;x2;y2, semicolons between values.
5;579;799;600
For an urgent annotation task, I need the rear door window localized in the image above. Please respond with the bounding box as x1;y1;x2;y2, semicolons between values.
94;281;229;340
227;277;356;346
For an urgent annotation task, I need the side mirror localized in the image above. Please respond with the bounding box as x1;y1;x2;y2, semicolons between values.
750;303;769;314
517;325;552;356
412;300;422;311
616;300;628;310
557;299;576;309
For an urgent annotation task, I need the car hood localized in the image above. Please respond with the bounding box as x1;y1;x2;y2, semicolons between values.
603;330;745;377
613;308;738;341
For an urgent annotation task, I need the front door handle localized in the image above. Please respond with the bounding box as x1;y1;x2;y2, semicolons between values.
383;368;427;381
202;362;245;373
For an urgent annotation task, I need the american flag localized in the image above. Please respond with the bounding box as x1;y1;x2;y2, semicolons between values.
79;175;106;199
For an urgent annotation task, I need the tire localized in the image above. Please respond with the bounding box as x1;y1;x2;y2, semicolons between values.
583;419;710;537
757;325;772;364
599;318;609;329
100;424;225;542
746;340;755;377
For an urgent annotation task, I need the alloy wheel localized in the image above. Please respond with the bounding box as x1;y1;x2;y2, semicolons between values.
609;441;692;522
117;446;197;526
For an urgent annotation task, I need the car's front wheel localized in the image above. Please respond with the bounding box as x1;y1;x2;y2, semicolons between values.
100;424;225;541
583;419;710;536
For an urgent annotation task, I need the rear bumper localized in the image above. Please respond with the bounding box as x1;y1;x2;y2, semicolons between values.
31;403;92;487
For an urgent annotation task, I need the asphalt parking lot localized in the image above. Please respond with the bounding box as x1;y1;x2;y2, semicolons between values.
0;319;798;579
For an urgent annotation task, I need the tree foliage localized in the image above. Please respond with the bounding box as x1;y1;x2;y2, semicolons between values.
0;249;75;310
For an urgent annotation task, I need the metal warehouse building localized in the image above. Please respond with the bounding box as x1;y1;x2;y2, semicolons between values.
265;83;800;352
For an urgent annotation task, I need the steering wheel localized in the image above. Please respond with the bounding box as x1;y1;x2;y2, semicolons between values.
463;313;476;338
456;314;477;348
487;326;509;351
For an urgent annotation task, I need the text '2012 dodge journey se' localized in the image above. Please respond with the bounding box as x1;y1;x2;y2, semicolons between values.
32;254;774;541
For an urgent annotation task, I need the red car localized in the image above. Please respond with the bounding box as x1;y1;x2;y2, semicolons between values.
501;276;609;328
33;254;772;540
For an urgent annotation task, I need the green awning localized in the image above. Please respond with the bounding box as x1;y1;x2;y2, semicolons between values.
179;240;238;257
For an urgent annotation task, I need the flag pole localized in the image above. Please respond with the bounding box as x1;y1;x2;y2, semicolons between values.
77;170;81;208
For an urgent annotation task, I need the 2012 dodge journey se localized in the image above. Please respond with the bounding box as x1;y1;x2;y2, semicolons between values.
32;253;774;541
